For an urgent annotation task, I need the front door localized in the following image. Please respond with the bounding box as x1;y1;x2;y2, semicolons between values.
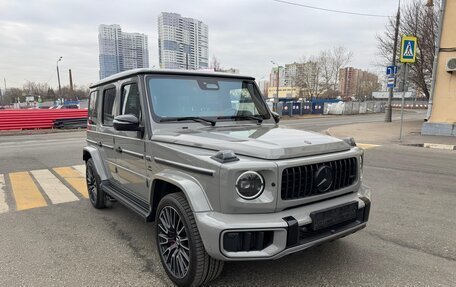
114;80;149;201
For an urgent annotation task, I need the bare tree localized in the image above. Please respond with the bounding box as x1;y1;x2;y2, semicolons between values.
210;56;221;72
291;46;353;99
377;0;439;99
331;46;353;93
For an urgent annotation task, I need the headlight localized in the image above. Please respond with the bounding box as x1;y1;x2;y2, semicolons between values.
235;171;264;200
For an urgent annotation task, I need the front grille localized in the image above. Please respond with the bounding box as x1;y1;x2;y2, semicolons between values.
281;158;357;200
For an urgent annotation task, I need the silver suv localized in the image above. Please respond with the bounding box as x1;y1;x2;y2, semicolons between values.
84;69;370;287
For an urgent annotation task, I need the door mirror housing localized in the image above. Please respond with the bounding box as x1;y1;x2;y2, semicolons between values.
271;112;280;124
113;114;143;132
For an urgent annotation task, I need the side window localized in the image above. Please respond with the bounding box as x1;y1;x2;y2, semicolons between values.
121;83;141;120
88;90;99;124
102;87;117;126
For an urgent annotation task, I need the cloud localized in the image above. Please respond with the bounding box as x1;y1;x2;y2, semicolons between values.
0;0;400;88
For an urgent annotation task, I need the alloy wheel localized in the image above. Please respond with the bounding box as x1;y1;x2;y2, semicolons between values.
86;166;97;204
157;206;190;279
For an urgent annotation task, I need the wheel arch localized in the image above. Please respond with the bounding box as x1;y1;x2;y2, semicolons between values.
150;171;212;221
83;146;109;181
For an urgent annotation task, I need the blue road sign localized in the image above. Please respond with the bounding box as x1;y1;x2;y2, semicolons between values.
387;76;395;88
386;65;397;75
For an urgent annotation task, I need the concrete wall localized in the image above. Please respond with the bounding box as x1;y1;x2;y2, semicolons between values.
423;0;456;136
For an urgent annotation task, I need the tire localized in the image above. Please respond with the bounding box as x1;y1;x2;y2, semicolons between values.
86;158;106;209
155;193;224;287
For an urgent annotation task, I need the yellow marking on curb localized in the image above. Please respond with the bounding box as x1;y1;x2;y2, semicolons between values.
357;143;380;150
53;167;88;198
9;172;47;211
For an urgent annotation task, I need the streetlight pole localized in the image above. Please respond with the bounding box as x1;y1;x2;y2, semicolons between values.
385;1;401;122
271;60;281;102
56;56;62;105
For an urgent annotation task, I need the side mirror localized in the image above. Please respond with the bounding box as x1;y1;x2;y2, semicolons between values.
271;112;280;124
113;114;142;132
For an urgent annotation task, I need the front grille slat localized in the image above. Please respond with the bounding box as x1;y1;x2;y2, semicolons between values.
281;157;357;200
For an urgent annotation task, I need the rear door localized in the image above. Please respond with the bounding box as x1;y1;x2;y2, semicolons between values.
113;79;149;201
98;85;120;181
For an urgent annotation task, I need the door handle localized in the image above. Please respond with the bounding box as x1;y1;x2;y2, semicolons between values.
115;147;122;153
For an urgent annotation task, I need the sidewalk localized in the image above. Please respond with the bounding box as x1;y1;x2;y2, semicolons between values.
327;119;456;147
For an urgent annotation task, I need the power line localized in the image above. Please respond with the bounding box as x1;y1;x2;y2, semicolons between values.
273;0;391;18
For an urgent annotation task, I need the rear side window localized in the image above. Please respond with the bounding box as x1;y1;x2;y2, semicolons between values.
121;83;141;120
102;87;117;126
88;90;99;124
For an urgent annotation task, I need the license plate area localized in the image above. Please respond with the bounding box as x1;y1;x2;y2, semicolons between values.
310;201;358;231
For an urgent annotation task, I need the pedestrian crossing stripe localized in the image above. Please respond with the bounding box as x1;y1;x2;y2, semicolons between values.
0;165;87;214
53;167;89;198
357;143;381;150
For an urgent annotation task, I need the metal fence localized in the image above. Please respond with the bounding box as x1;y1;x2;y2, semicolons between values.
324;101;386;115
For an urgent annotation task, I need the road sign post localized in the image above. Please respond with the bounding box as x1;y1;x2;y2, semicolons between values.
399;36;417;141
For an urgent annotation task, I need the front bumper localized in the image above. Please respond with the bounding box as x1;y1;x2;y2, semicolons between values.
194;187;371;261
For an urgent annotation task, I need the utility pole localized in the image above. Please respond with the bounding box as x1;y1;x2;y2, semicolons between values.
56;56;62;104
2;78;6;106
270;60;281;102
385;1;401;122
186;53;189;70
69;69;74;98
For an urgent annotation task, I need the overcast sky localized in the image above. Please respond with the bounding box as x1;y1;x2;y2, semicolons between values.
0;0;403;89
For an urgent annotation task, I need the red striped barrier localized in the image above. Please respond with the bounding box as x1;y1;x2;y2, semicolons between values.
0;109;88;130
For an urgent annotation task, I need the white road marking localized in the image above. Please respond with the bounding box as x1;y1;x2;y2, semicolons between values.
0;174;9;213
72;165;86;177
30;169;79;204
357;143;381;150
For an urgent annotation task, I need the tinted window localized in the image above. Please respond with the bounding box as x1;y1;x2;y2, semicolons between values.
148;76;270;120
121;83;141;120
102;87;117;126
88;90;98;124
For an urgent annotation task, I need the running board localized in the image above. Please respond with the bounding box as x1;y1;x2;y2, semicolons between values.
101;180;152;221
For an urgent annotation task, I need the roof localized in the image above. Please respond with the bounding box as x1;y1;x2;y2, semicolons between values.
90;68;255;88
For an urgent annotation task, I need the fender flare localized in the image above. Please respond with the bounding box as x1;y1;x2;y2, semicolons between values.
151;170;212;212
83;146;109;181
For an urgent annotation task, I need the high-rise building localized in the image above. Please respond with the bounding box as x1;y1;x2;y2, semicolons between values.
158;12;208;70
98;24;149;79
338;67;379;99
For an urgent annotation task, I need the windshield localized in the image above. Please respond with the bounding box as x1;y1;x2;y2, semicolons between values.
147;75;271;122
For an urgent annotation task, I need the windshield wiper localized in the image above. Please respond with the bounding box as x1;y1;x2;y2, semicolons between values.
159;116;216;126
217;115;264;123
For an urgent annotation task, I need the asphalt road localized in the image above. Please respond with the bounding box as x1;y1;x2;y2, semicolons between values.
0;112;455;286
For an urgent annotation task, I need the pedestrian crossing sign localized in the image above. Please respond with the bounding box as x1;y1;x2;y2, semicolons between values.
400;36;417;63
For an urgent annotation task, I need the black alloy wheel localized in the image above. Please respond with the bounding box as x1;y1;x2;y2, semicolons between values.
155;193;224;287
85;158;106;209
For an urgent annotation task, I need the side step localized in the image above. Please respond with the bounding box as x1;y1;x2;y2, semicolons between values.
101;180;152;220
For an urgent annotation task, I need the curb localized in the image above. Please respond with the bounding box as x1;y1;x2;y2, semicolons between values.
423;143;456;151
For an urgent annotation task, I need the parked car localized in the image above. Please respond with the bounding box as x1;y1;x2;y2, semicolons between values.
83;69;370;287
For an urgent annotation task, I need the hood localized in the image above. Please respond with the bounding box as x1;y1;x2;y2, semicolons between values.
152;125;350;160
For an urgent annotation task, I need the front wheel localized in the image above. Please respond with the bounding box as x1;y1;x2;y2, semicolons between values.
155;193;224;287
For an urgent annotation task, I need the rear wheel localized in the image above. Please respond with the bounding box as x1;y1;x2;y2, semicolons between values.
155;193;224;287
86;158;106;209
